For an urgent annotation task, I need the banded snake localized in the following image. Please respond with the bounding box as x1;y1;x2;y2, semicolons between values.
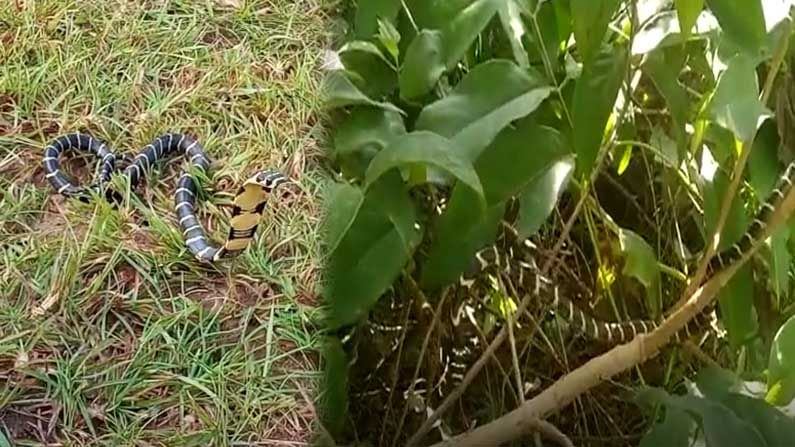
355;159;795;399
442;159;795;385
42;132;288;263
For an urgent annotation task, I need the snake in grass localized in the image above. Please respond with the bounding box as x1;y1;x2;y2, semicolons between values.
42;132;288;263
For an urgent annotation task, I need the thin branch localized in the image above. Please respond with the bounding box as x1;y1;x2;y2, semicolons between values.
390;286;450;447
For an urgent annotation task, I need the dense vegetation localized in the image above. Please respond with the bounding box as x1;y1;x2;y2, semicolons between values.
319;1;795;446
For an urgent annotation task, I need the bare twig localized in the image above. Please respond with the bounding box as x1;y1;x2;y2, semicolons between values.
390;286;450;447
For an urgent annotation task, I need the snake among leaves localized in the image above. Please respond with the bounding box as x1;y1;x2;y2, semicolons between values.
442;159;795;385
42;132;288;263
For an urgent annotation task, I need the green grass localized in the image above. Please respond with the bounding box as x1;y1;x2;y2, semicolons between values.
0;1;330;444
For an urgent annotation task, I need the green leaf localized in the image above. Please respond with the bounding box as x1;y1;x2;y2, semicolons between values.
323;182;365;256
421;190;505;289
339;41;398;98
0;430;9;447
364;131;486;204
378;19;402;62
769;226;790;305
570;0;621;64
421;120;572;288
675;0;704;40
748;119;782;199
695;366;743;400
707;53;772;142
619;229;662;317
644;48;688;157
416;59;551;162
325;171;421;329
638;387;767;447
717;264;758;349
324;70;404;114
320;337;349;437
399;0;501;99
355;0;401;38
517;156;574;239
639;407;693;447
333;106;406;179
706;0;767;58
703;163;749;251
572;43;628;178
767;314;795;405
721;393;795;446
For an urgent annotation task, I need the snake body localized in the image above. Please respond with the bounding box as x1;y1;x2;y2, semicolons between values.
42;132;287;263
442;159;795;385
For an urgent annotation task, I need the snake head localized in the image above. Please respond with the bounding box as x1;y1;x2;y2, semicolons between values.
251;169;288;192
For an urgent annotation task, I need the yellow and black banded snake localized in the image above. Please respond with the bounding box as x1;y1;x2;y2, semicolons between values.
42;132;288;263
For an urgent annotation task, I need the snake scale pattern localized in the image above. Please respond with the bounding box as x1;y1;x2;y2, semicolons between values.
42;132;288;263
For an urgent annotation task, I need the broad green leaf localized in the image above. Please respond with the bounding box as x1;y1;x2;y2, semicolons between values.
703;164;749;250
695;366;743;399
571;0;621;64
768;226;790;305
378;19;401;62
638;387;767;447
517;156;574;239
0;431;9;447
399;0;501;99
639;407;693;447
717;264;758;349
320;337;349;437
355;0;401;38
326;171;421;329
619;229;662;318
324;70;404;114
339;41;398;98
323;182;365;256
748;119;782;199
364;131;485;204
572;43;628;178
404;0;476;29
675;0;704;40
644;48;688;157
420;194;505;289
721;393;795;445
681;394;767;447
706;0;767;58
767;314;795;405
707;53;771;142
333;106;406;179
421;120;572;288
416;60;551;161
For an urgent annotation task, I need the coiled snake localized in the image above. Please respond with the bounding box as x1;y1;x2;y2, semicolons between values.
42;132;288;263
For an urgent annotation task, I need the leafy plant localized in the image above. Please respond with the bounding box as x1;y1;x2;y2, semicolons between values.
320;0;795;444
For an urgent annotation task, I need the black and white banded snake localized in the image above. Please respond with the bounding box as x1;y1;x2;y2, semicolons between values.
41;132;288;263
439;159;795;384
355;159;795;396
